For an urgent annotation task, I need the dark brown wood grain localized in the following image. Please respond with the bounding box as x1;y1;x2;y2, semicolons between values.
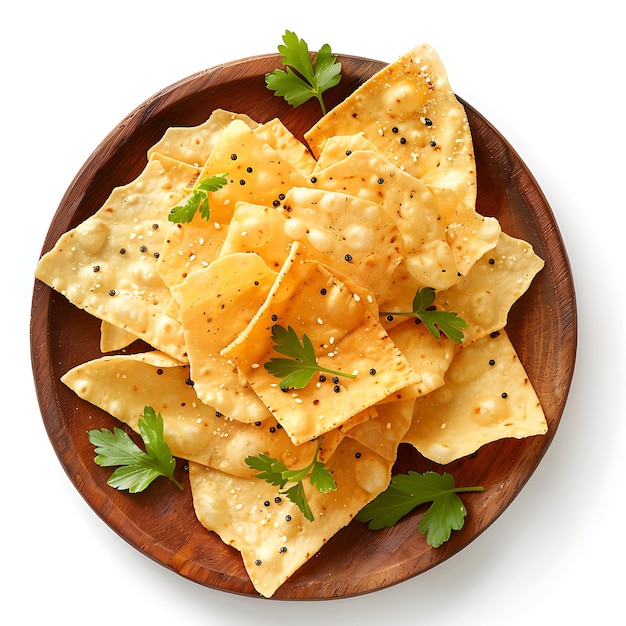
30;54;576;600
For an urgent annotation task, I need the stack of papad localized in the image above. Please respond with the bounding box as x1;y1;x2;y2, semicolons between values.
35;44;547;598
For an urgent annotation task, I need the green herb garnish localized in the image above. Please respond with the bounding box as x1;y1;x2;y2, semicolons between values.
380;287;467;344
356;471;483;547
245;442;336;522
88;406;183;493
265;30;342;115
168;173;228;223
264;324;357;390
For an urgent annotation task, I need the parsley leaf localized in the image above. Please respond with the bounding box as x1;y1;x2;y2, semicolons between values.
265;30;342;115
88;406;183;493
264;324;357;390
356;471;483;547
380;287;468;344
168;173;228;223
245;441;336;521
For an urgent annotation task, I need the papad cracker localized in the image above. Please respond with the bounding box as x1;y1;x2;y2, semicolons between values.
312;134;381;171
196;119;308;224
305;43;477;209
147;109;259;166
346;398;415;462
173;252;277;423
222;248;420;444
403;329;547;464
190;436;393;598
218;202;293;270
157;212;229;290
61;350;329;478
381;319;455;402
437;232;545;345
35;159;187;361
280;186;413;312
310;149;461;289
253;118;317;176
99;320;137;352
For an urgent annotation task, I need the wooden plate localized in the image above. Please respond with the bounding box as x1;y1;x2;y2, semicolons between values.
30;54;576;599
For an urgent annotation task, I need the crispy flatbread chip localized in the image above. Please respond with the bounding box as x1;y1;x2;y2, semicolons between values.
223;247;420;444
380;319;455;402
196;119;308;224
281;186;415;312
346;398;415;461
218;202;293;270
253;118;317;176
189;436;394;598
157;212;229;290
402;329;547;464
305;43;477;209
310;150;461;289
35;159;189;361
147;109;258;166
312;134;381;171
437;232;545;345
173;252;277;423
99;320;137;352
60;350;347;477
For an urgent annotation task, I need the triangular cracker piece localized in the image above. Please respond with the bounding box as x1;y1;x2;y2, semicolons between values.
189;436;394;598
345;398;415;462
157;211;229;291
60;350;343;477
403;329;547;464
253;118;317;176
172;252;278;423
147;109;259;166
222;247;420;444
437;232;545;345
280;186;414;313
196;119;308;224
99;320;138;352
312;134;381;171
35;159;190;361
305;43;477;209
310;150;462;289
218;202;293;271
380;318;455;403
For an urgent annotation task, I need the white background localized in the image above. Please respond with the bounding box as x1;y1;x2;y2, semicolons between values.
4;1;624;624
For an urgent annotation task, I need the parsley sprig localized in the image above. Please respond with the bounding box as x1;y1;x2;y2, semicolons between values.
265;30;342;115
264;324;357;390
168;173;228;223
356;471;483;547
245;442;336;522
380;287;467;344
88;406;183;493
